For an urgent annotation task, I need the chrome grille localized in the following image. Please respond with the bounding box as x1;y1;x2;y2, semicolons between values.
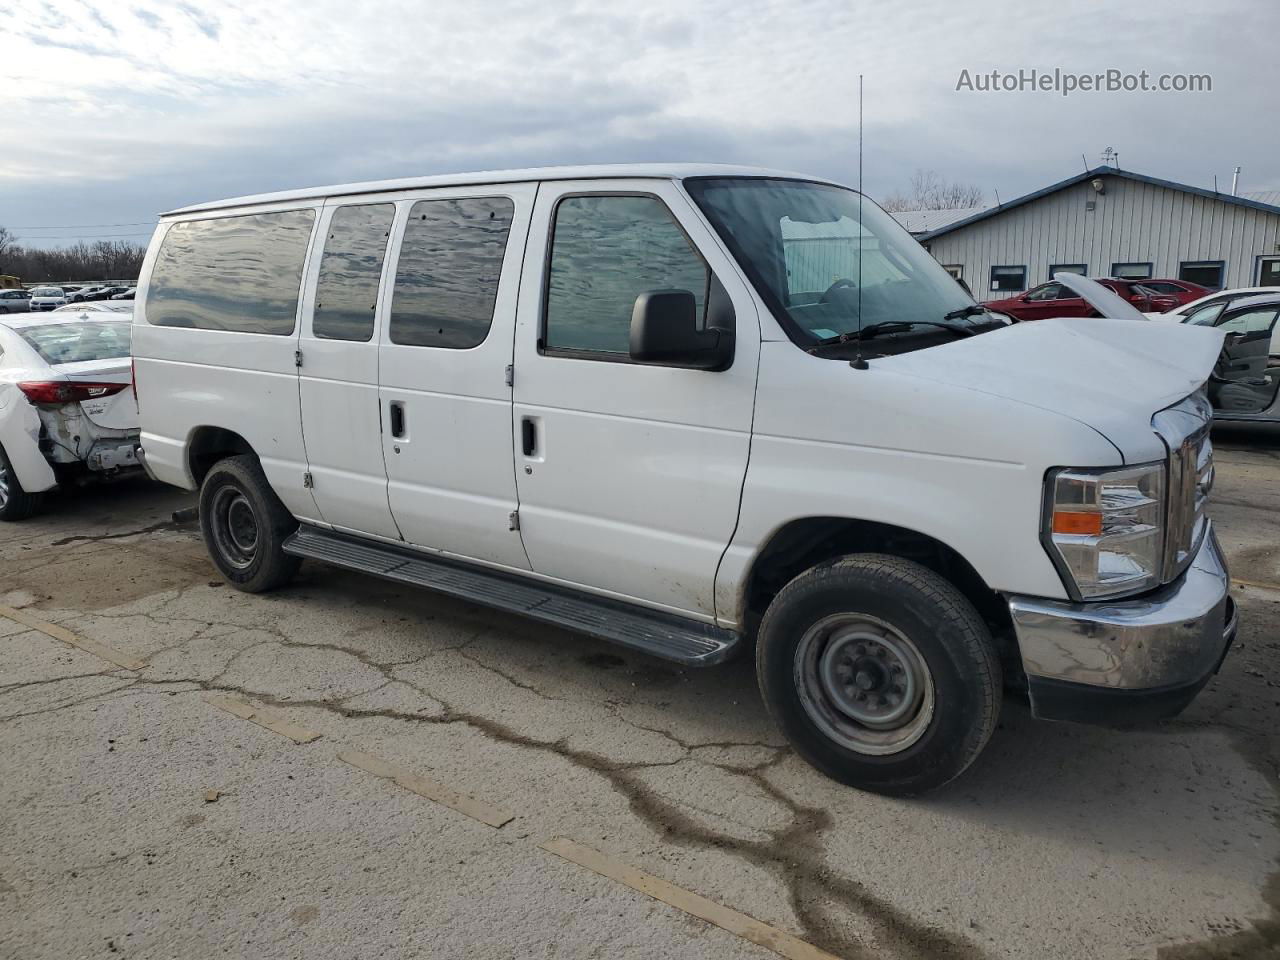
1151;391;1213;583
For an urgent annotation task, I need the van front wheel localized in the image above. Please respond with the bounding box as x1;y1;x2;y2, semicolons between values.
199;455;300;592
757;554;1000;796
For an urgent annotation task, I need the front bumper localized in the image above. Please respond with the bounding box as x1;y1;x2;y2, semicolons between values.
1006;524;1237;724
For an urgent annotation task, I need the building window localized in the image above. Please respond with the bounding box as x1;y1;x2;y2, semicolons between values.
1111;262;1153;280
942;264;963;280
389;196;515;349
1179;260;1225;291
1049;263;1087;278
989;265;1026;292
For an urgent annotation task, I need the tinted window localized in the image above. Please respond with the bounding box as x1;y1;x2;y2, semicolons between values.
1140;281;1181;294
545;195;707;355
146;209;316;335
313;204;394;342
389;197;514;349
18;322;131;364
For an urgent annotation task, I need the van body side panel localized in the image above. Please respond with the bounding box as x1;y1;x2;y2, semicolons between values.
132;203;321;520
376;183;537;570
511;179;761;621
715;341;1122;624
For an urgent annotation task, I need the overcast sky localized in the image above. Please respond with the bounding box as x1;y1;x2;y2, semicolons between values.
4;0;1278;248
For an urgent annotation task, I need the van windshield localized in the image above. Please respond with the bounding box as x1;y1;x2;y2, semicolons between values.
684;177;991;348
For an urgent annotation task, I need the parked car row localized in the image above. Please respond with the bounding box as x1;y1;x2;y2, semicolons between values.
0;284;138;313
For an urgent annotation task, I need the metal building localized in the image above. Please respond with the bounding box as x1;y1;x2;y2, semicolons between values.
915;166;1280;296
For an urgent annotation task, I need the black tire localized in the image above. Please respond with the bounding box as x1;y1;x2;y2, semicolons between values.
198;455;301;592
0;443;43;522
757;554;1000;796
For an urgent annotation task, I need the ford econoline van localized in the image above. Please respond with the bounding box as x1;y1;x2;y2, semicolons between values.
132;164;1236;794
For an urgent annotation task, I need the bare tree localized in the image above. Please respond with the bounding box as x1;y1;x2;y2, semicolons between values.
0;227;146;284
881;169;986;212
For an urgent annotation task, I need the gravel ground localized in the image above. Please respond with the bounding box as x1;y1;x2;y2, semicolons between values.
1;423;1277;960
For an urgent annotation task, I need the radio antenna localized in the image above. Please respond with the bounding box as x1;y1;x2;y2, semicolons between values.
851;73;869;370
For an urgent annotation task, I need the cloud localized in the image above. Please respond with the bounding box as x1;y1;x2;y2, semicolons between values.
2;0;1277;246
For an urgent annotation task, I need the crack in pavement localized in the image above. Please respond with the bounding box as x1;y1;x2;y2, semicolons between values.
3;588;987;959
50;519;192;548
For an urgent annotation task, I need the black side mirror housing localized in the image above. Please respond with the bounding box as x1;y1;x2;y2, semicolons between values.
629;283;734;371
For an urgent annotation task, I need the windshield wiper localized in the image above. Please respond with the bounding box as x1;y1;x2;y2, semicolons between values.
808;319;977;350
942;303;987;322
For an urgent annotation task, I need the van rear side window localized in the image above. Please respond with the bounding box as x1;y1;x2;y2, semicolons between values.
146;209;316;335
389;197;514;349
313;203;394;342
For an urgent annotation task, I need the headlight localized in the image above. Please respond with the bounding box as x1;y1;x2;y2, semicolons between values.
1044;462;1165;599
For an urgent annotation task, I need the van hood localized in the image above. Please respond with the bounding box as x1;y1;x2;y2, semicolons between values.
880;316;1224;463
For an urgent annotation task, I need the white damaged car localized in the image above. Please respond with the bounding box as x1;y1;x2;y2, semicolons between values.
0;312;140;520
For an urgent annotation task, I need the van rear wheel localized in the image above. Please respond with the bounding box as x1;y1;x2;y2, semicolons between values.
199;455;300;592
757;554;1000;796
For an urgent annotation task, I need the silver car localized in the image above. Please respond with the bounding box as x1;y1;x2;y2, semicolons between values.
28;287;68;311
0;290;31;314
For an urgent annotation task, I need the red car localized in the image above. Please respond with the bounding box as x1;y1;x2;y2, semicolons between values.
983;278;1180;321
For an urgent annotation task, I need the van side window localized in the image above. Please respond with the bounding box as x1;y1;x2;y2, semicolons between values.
389;197;514;349
544;195;708;356
313;203;394;342
146;210;316;335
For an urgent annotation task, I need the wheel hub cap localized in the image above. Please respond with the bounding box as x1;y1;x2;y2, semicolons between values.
795;614;935;756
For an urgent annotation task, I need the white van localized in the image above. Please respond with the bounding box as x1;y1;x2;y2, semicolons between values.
132;164;1236;794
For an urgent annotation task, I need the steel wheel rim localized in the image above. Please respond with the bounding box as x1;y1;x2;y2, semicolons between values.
794;613;935;756
0;458;9;510
210;486;258;570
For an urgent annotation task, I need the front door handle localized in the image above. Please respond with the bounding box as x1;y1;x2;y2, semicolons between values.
389;401;406;439
521;417;536;457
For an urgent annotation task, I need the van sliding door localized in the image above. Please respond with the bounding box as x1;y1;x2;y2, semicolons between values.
376;183;536;570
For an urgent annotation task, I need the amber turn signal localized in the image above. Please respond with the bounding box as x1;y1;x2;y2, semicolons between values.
1052;511;1103;536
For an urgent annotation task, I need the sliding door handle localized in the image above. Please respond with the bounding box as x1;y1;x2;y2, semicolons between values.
388;401;406;439
521;417;536;457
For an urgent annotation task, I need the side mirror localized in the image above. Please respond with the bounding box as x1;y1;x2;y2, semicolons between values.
629;288;733;370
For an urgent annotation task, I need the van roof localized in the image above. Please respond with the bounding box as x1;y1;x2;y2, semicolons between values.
163;163;840;216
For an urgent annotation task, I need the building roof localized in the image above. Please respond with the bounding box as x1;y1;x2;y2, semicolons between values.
1243;189;1280;207
889;207;990;235
164;163;840;216
918;166;1280;242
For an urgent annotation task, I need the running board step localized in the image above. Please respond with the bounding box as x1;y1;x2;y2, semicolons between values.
282;526;740;667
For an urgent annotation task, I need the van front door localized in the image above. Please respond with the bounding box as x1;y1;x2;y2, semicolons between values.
378;184;536;570
297;201;400;539
511;181;759;622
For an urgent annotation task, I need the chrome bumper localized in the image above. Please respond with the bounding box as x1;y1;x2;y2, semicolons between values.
1007;524;1237;723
